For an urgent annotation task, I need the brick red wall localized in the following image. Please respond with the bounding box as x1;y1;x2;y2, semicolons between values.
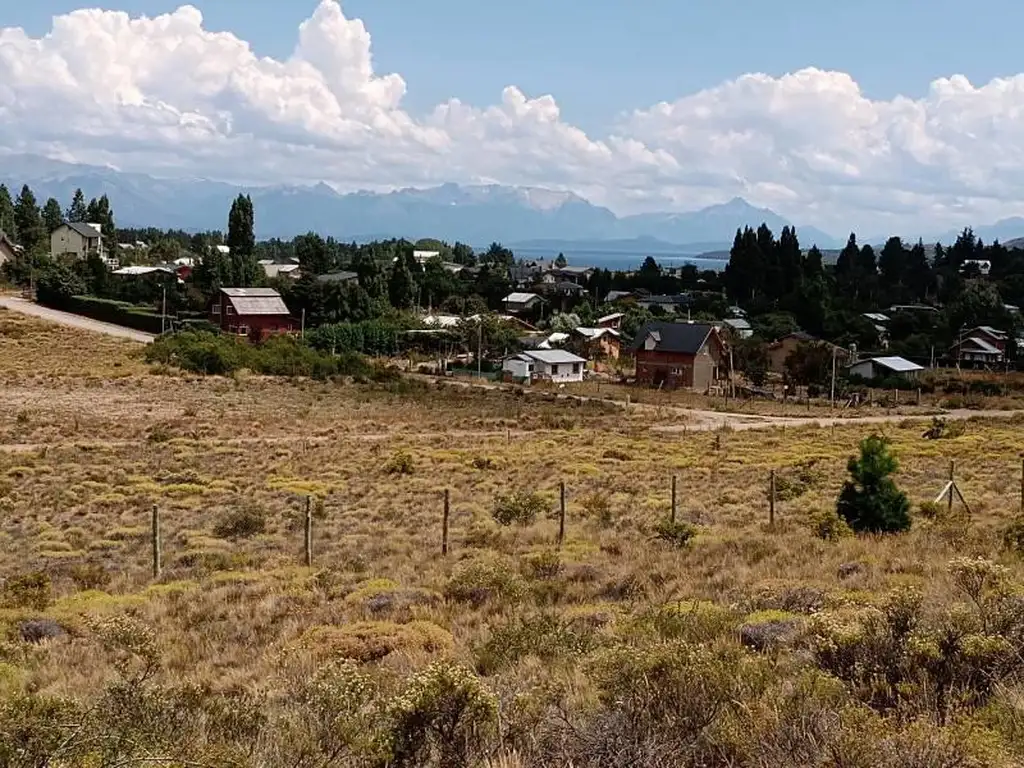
635;350;698;388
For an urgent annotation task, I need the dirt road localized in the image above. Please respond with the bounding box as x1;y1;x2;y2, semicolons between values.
0;296;154;344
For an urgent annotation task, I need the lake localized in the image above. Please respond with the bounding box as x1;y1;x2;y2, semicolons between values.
511;246;728;272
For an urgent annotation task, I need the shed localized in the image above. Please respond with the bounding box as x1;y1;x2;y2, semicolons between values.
848;356;923;380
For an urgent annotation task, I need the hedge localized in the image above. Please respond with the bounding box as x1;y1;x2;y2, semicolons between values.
45;295;166;335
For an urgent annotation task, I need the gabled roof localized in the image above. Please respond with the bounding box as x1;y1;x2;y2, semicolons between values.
503;292;541;303
316;270;358;283
629;321;716;355
597;312;624;323
604;290;634;302
575;327;620;341
863;312;890;323
112;266;174;276
64;221;102;238
973;325;1007;339
522;349;587;365
220;287;290;316
722;318;752;331
263;263;301;278
860;356;924;373
959;337;1002;354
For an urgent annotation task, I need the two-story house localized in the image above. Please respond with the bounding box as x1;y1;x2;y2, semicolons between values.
208;288;295;337
629;321;728;391
51;222;107;263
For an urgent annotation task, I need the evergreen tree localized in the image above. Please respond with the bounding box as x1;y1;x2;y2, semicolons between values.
451;242;476;266
776;225;802;297
905;240;931;302
554;252;568;268
803;245;824;280
0;184;16;239
835;233;861;301
226;194;258;286
836;435;911;534
41;198;64;234
13;185;43;253
388;257;417;309
878;237;907;294
66;189;88;223
294;232;332;275
85;195;116;239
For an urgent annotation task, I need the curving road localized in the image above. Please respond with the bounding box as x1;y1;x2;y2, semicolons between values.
0;296;154;344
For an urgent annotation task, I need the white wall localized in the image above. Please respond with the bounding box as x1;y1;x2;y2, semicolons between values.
537;361;584;383
848;360;875;379
503;358;533;380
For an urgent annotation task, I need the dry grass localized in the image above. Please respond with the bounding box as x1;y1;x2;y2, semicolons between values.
4;309;1024;764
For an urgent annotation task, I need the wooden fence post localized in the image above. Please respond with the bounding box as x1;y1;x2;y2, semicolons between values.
558;481;566;548
151;504;162;578
304;496;313;567
442;489;450;556
948;460;955;516
671;475;677;523
1020;458;1023;515
769;470;776;527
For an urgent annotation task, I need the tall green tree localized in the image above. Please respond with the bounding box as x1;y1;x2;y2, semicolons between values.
41;198;64;234
388;257;417;310
13;185;43;253
0;184;16;239
878;237;907;295
85;195;116;239
905;240;932;302
66;189;88;223
226;194;258;286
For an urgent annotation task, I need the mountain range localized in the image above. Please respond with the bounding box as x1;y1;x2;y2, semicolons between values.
2;154;1023;254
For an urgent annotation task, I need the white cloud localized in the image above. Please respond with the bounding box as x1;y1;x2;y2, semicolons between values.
2;1;1024;234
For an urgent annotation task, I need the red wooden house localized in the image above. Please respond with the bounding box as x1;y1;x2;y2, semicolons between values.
208;288;295;338
628;321;728;391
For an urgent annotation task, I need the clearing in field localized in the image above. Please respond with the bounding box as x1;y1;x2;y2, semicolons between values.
3;306;1024;767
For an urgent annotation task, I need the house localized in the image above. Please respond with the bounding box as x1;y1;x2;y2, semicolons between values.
636;294;691;313
629;321;727;391
316;271;359;285
573;327;621;360
597;312;624;330
547;265;594;284
502;292;544;314
961;259;992;276
848;356;924;380
260;261;302;280
604;290;635;304
413;250;440;264
112;266;177;278
720;317;753;340
0;230;18;266
537;332;571;349
51;222;106;262
966;326;1009;351
214;245;231;255
208;288;294;337
768;332;848;373
539;280;588;298
951;336;1005;366
502;349;587;383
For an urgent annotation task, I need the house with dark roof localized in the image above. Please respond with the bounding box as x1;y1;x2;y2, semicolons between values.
951;326;1008;367
50;222;107;263
316;270;359;285
208;288;295;338
628;321;727;391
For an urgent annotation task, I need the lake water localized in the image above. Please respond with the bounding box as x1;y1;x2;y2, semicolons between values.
512;247;728;272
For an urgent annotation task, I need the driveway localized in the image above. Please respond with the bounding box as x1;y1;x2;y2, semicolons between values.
0;296;155;344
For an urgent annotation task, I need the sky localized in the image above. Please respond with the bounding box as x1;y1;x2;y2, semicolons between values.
4;0;1024;236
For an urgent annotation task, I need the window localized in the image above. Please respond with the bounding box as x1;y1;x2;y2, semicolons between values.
238;326;249;336
551;364;560;375
211;304;220;315
226;305;234;315
572;363;580;374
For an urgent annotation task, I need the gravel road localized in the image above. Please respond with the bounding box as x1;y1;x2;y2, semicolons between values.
0;296;154;344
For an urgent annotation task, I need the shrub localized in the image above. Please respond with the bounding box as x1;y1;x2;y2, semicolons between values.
68;563;111;591
916;500;944;520
578;490;615;527
382;662;498;768
739;611;803;652
522;549;562;580
492;490;547;527
653;518;697;548
17;619;66;644
475;613;597;674
213;508;267;539
809;508;853;541
384;450;414;476
295;621;453;664
2;572;52;610
1003;517;1024;553
836;434;911;534
444;558;525;606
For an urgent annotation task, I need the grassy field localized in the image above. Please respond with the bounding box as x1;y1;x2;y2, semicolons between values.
4;306;1024;766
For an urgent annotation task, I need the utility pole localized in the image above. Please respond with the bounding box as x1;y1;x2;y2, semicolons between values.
301;308;306;339
477;319;483;378
830;345;837;408
161;285;167;334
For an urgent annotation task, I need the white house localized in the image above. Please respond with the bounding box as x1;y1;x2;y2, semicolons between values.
503;349;587;383
848;356;924;381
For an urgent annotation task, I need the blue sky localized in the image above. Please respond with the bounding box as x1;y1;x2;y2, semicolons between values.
5;1;1024;233
14;0;1024;132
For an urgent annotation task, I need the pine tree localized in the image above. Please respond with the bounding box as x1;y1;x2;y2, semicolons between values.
66;189;87;223
0;184;16;240
388;258;417;309
13;185;43;253
41;198;64;234
836;434;911;534
226;194;258;286
878;237;907;295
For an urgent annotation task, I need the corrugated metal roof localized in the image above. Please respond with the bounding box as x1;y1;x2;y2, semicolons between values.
962;337;1002;354
629;321;714;355
523;349;587;365
113;266;173;276
863;312;890;323
504;292;540;303
221;287;290;316
871;356;924;373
